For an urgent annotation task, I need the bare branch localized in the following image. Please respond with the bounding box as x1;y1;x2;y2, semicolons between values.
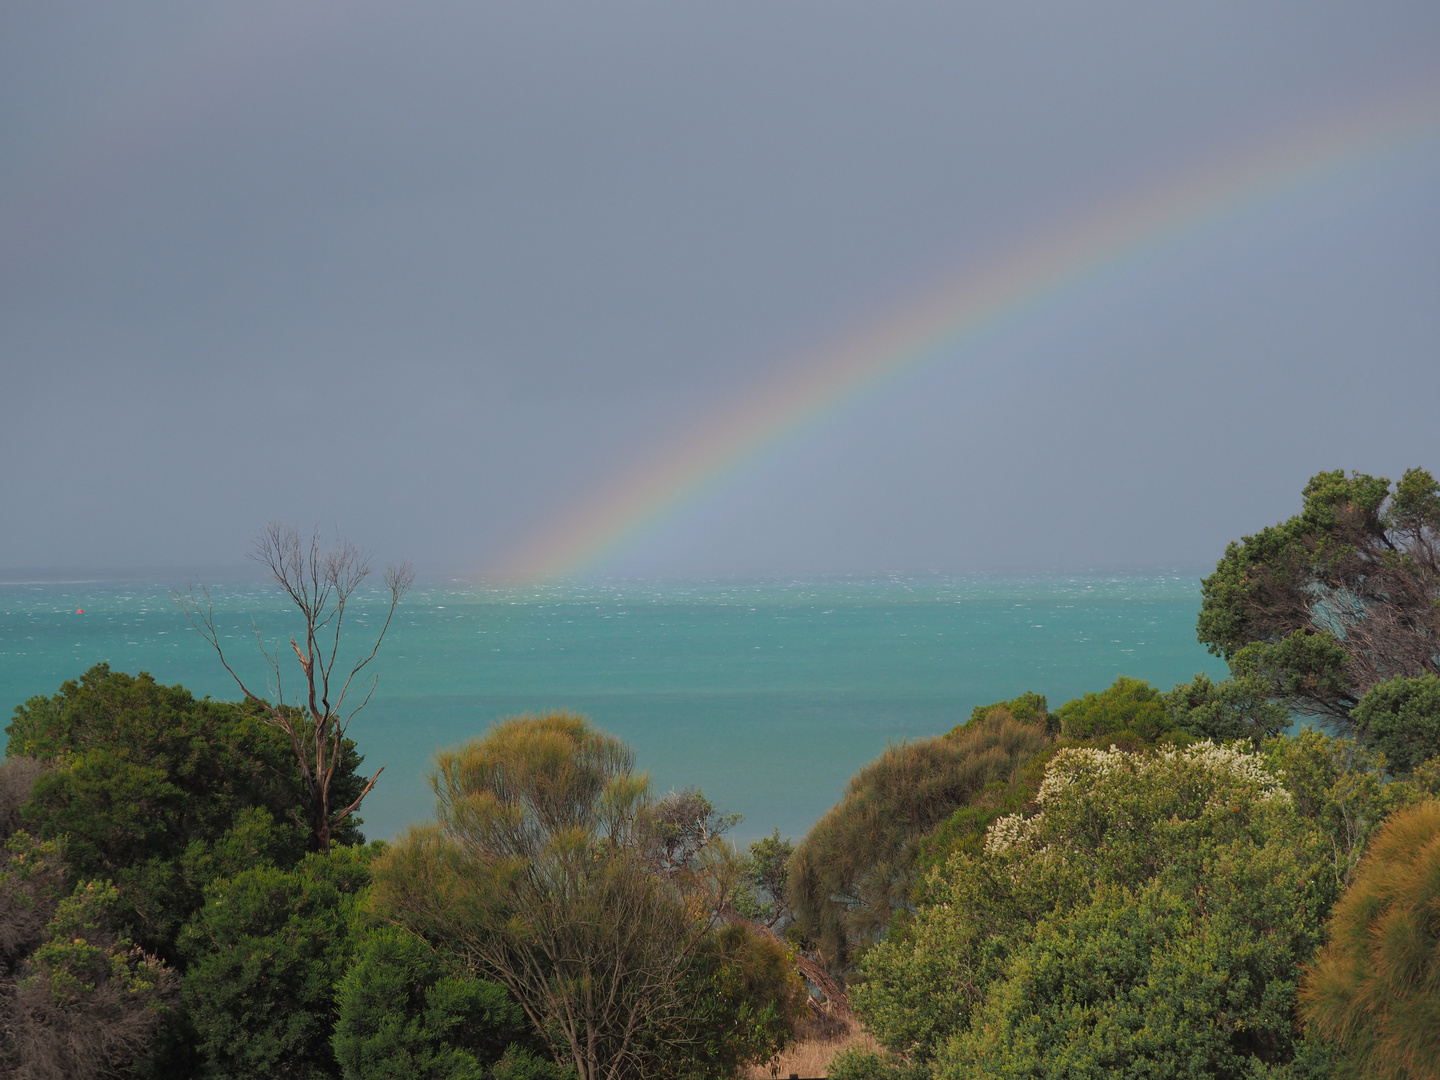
332;766;385;825
334;561;413;716
179;525;409;852
174;583;268;708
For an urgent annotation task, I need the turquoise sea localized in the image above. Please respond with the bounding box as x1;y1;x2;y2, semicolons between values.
0;573;1227;844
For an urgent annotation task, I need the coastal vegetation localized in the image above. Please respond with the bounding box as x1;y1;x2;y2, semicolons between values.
2;468;1439;1078
368;713;804;1080
1300;799;1440;1079
1197;467;1440;728
788;710;1050;973
177;524;415;853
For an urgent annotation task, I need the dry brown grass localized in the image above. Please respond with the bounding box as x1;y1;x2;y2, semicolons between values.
743;1024;882;1080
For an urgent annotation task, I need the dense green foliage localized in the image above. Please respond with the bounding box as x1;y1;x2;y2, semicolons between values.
178;844;379;1079
827;1046;930;1080
1163;671;1291;743
1053;675;1171;741
3;667;372;1079
788;710;1051;972
5;674;806;1079
790;675;1295;980
1351;673;1440;775
1266;723;1440;892
853;733;1438;1077
1198;468;1440;726
5;664;365;959
731;829;794;930
1;758;176;1079
637;922;808;1080
333;927;535;1080
1301;799;1440;1080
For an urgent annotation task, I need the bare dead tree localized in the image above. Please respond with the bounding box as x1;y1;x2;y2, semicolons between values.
177;524;414;852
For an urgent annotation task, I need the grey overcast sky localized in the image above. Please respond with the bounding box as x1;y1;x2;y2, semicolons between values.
3;1;1439;578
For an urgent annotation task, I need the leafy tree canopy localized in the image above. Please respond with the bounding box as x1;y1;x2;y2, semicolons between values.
1053;676;1174;742
333;926;536;1080
1163;671;1291;743
5;665;366;958
731;829;794;931
1198;468;1440;725
371;713;794;1080
856;733;1440;1076
634;921;808;1080
179;843;382;1080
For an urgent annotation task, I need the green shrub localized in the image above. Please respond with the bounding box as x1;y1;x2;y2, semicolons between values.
1054;675;1174;741
1263;730;1439;890
858;739;1337;1073
1;830;177;1078
939;872;1324;1078
1164;672;1291;743
957;692;1054;734
371;714;789;1080
333;927;529;1080
1351;674;1440;775
828;1046;930;1080
6;665;365;959
488;1046;576;1080
179;844;380;1079
731;829;794;930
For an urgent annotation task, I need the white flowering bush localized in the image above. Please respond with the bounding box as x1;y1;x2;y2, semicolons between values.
1033;745;1129;803
1034;739;1289;805
983;740;1291;862
981;812;1035;856
857;738;1335;1073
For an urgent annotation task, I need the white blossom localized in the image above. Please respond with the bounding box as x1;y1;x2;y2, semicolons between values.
1158;740;1292;804
984;812;1040;854
1036;745;1130;804
988;739;1291;860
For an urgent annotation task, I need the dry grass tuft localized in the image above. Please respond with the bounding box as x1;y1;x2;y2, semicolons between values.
1300;798;1440;1080
744;1022;882;1080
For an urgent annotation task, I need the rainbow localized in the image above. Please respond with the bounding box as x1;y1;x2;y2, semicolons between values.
500;84;1440;582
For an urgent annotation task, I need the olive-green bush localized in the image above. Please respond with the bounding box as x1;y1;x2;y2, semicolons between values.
788;711;1050;972
179;844;381;1079
6;665;365;960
